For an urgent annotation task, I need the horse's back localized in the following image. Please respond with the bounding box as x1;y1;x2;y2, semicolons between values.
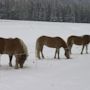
67;35;90;45
36;36;67;48
67;35;83;45
68;35;82;40
4;38;26;54
5;38;20;47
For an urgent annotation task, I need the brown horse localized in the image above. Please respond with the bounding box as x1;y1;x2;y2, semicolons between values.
36;36;70;59
67;35;90;54
0;37;28;69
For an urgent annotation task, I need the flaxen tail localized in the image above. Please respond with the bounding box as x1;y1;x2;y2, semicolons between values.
35;39;40;59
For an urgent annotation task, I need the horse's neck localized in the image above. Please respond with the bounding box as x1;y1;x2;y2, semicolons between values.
63;42;68;49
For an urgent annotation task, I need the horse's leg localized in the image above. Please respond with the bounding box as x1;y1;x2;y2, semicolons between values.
70;44;73;54
19;55;26;68
9;55;13;67
57;49;60;59
41;47;44;59
15;56;19;69
81;45;84;54
68;44;72;54
54;49;58;59
41;52;44;59
54;48;60;59
86;44;88;54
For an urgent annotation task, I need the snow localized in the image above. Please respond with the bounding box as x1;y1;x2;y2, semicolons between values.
0;19;90;90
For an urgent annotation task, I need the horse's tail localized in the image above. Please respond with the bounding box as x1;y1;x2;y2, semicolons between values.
35;39;40;59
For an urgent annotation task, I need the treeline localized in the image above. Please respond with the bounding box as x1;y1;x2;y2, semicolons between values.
0;0;90;23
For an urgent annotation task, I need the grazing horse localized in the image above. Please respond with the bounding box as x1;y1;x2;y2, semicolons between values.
35;36;70;59
67;35;90;54
0;37;28;69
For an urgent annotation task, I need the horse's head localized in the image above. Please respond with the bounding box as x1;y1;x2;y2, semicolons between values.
65;48;70;59
18;54;28;68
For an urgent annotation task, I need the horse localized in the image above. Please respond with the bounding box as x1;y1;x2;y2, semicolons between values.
67;35;90;54
35;36;70;59
0;37;28;69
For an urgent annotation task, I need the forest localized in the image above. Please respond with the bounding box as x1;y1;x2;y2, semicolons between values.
0;0;90;23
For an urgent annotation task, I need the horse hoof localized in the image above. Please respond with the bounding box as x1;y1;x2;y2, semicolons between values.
86;52;88;54
54;57;56;59
9;63;12;67
20;65;23;68
15;66;18;69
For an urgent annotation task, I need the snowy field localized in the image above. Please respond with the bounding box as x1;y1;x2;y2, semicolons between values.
0;20;90;90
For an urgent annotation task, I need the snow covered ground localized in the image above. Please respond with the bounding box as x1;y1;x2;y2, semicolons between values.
0;20;90;90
